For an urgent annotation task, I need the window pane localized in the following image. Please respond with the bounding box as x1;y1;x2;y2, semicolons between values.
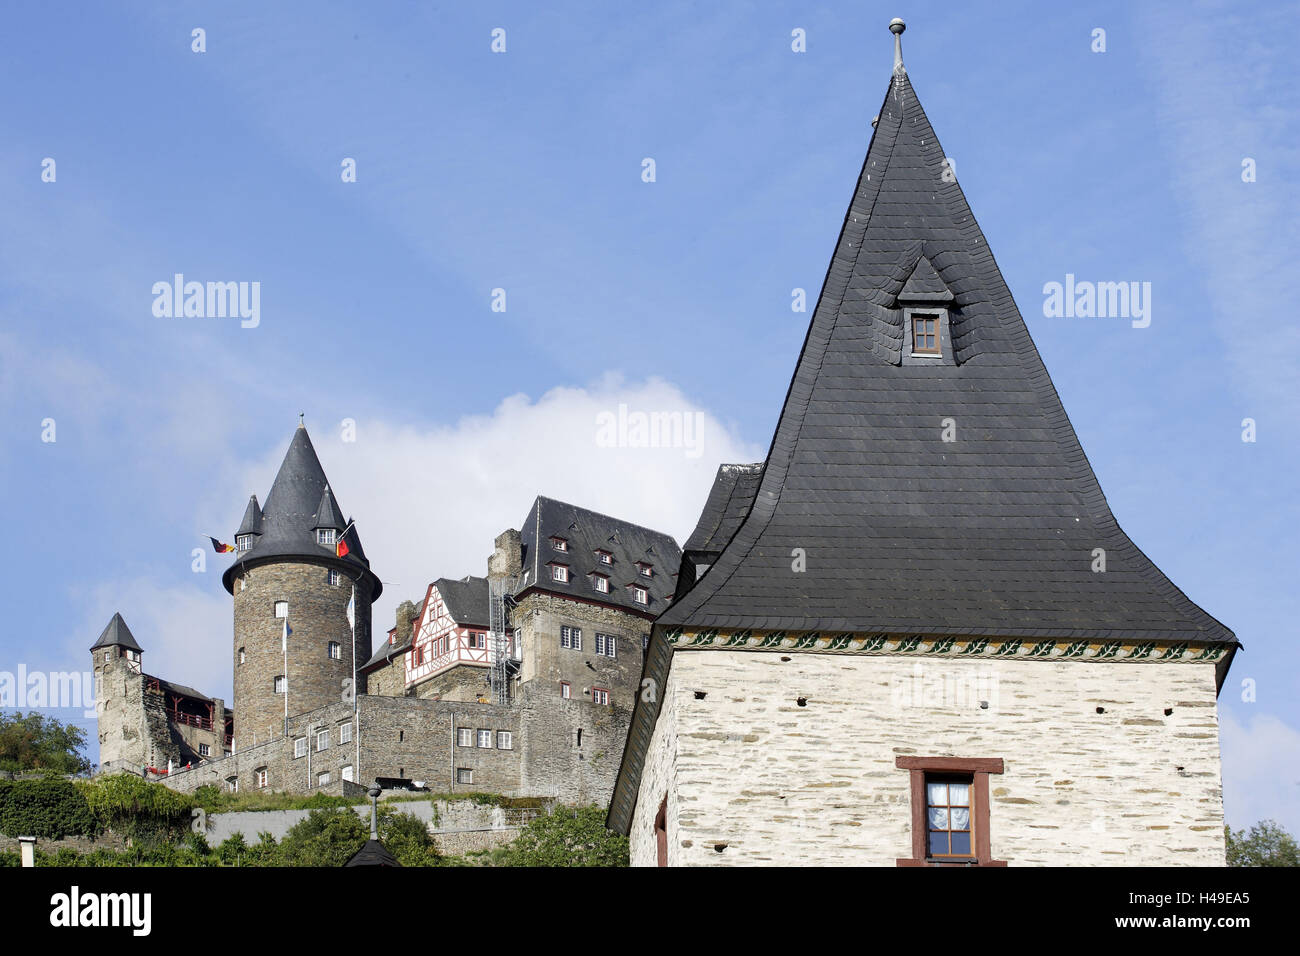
948;782;970;806
926;782;947;805
928;831;948;855
950;807;970;830
928;807;949;830
950;830;972;855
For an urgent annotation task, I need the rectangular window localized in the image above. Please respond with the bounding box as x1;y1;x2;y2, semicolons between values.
592;687;610;705
467;632;485;650
551;564;569;583
317;529;336;545
236;535;252;552
274;600;288;618
596;550;612;565
328;569;341;586
274;675;286;694
294;737;307;758
238;647;246;665
457;727;473;747
256;768;268;788
226;777;238;793
637;563;653;577
595;633;617;658
560;681;571;699
457;768;473;784
497;731;513;750
477;729;493;748
912;314;940;354
560;625;582;650
642;634;651;651
339;722;352;744
593;575;609;594
328;641;341;660
551;537;568;552
198;743;210;757
317;771;330;787
632;587;648;605
341;765;353;783
896;757;1005;867
316;730;330;752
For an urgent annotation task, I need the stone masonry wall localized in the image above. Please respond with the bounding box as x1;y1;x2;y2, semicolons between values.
232;561;373;747
630;651;1226;866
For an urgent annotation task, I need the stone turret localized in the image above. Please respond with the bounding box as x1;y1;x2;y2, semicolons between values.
222;423;380;747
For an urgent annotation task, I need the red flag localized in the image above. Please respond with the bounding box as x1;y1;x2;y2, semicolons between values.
336;536;350;558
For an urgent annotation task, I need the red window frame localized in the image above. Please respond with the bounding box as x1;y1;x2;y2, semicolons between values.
895;756;1006;866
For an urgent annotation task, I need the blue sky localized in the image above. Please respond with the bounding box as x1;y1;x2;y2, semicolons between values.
1;1;1296;833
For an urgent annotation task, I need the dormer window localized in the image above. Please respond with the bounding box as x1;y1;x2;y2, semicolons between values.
551;536;568;552
317;528;336;546
636;563;653;578
911;314;940;355
551;564;569;583
236;535;252;552
592;574;609;594
595;550;613;565
632;586;648;605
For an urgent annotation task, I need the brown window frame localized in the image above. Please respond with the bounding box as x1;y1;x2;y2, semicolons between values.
911;314;941;354
895;756;1006;867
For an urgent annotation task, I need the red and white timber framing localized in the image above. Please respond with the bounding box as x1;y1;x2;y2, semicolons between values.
405;581;506;688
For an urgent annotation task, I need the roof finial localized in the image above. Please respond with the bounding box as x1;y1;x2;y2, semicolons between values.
889;17;906;75
298;412;305;428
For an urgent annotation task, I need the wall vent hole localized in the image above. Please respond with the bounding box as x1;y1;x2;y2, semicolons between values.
1164;708;1173;716
796;697;807;707
694;691;707;700
1095;707;1105;714
714;843;727;853
780;657;792;662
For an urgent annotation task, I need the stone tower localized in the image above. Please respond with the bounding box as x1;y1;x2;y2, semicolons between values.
222;423;381;748
91;612;148;772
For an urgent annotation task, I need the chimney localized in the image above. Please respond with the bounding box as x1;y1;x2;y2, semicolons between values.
488;528;522;580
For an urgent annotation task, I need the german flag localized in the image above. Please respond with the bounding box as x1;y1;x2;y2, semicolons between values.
336;536;350;559
209;537;236;554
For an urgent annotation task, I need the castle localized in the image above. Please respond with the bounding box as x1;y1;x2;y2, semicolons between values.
93;423;679;805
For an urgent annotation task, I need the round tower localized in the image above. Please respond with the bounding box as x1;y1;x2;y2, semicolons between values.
221;423;381;747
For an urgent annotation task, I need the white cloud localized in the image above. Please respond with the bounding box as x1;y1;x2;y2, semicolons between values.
241;374;764;636
1220;708;1300;835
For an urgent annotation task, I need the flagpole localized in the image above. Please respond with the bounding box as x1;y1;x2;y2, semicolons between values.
283;617;289;737
349;586;357;717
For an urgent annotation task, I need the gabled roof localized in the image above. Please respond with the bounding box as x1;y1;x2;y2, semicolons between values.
682;463;764;559
221;425;381;598
435;576;489;628
518;496;681;616
657;43;1234;646
90;612;143;653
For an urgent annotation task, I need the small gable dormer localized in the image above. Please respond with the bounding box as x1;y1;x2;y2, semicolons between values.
313;485;345;546
896;254;956;366
235;495;263;553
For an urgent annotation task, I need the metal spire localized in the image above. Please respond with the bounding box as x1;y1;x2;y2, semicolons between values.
890;18;906;75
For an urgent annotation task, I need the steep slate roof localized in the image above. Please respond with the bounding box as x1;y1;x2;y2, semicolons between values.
435;575;489;627
344;839;401;867
518;496;681;617
682;463;764;558
611;24;1236;834
657;53;1234;646
90;612;143;652
221;424;381;599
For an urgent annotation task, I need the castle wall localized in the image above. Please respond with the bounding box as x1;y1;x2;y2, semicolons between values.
94;660;176;774
232;562;373;747
629;651;1226;866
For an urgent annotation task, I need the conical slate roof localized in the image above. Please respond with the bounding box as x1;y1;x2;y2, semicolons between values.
91;612;142;652
658;50;1234;646
236;495;263;536
221;425;380;598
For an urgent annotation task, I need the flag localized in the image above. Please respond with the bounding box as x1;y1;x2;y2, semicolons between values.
209;537;235;554
346;587;356;632
336;535;350;559
282;618;292;651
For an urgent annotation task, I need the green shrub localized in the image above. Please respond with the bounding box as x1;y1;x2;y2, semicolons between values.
493;805;628;867
0;778;97;838
378;807;441;866
277;807;367;867
82;773;193;844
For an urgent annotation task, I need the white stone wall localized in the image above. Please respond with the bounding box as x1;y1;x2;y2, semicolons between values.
630;651;1226;867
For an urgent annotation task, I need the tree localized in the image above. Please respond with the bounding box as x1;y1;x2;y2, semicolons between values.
0;713;91;775
1225;819;1299;866
378;806;442;866
277;806;368;867
495;805;628;867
